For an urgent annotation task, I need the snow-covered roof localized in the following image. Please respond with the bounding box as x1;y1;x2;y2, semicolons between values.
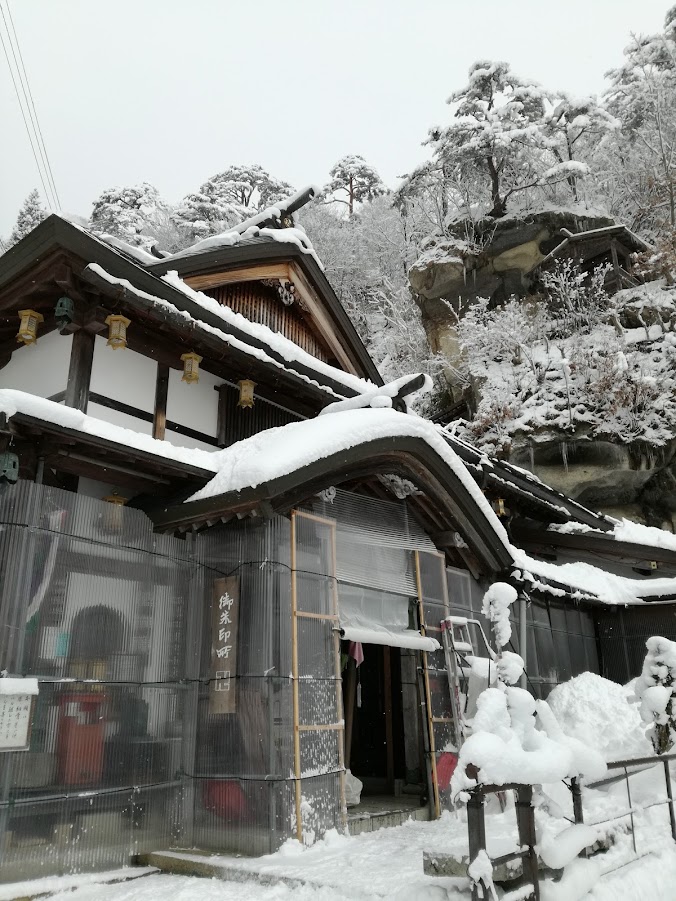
0;390;219;473
4;386;676;605
84;263;375;399
159;185;323;267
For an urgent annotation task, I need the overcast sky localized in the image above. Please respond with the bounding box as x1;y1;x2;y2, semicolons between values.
0;0;669;236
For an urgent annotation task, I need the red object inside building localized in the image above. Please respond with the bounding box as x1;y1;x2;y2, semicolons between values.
56;693;105;785
436;751;459;791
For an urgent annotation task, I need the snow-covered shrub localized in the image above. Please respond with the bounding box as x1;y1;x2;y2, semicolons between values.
454;271;676;455
636;636;676;754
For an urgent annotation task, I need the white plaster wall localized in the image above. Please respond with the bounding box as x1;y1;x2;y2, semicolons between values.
87;402;153;436
77;476;119;499
90;335;157;413
166;366;222;438
0;330;72;397
162;427;218;454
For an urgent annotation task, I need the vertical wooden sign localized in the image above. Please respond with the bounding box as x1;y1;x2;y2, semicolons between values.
209;575;239;715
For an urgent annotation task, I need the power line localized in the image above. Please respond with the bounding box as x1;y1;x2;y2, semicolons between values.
0;19;52;209
4;0;60;209
0;1;59;211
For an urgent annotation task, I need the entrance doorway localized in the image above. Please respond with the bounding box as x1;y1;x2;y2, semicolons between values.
342;643;407;796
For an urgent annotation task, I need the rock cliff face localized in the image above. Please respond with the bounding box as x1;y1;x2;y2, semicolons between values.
410;209;614;363
408;210;676;527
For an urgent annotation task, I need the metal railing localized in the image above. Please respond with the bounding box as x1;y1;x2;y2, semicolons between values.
580;752;676;854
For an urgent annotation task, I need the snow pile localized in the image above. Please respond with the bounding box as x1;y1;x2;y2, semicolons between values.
539;823;598;870
450;685;606;796
547;672;652;761
550;516;676;554
635;636;676;754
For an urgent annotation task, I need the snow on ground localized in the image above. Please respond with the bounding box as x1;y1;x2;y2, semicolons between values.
32;798;676;901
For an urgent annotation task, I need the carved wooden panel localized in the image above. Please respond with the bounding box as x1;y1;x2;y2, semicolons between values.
207;282;331;362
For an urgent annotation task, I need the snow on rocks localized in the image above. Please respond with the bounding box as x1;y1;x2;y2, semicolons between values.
547;672;652;761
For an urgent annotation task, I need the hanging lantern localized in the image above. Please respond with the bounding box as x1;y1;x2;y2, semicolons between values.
0;451;19;484
16;309;44;345
181;351;202;384
237;378;256;409
54;296;75;332
102;491;127;532
105;314;131;349
492;497;507;517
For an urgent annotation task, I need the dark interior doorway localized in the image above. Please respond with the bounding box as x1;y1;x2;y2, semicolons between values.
343;643;406;795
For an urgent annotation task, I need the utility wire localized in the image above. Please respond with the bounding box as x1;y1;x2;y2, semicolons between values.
0;1;59;210
4;0;60;209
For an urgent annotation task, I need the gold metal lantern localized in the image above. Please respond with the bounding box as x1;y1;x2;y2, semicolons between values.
237;378;256;408
105;314;131;349
17;309;44;345
181;351;202;384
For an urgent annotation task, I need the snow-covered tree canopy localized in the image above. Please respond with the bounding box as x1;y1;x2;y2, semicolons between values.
90;183;168;250
324;154;388;215
172;164;295;241
428;60;550;219
8;189;47;247
604;7;676;233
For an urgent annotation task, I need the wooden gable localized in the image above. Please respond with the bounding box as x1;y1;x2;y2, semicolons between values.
182;258;357;374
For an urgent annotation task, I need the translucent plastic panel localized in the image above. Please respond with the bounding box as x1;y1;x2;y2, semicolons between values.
299;729;341;778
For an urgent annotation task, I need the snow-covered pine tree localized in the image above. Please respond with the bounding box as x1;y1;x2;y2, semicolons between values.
8;189;47;246
324;155;388;215
90;183;168;250
541;94;618;203
172;190;243;241
428;61;549;219
173;165;295;243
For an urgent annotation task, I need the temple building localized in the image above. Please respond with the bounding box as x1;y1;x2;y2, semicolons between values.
0;190;675;880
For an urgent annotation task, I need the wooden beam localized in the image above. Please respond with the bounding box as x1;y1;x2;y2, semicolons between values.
153;364;169;440
286;263;359;375
64;328;95;412
216;384;228;448
184;263;291;292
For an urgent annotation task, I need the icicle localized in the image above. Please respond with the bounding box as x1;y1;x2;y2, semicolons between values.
561;440;568;473
529;445;535;472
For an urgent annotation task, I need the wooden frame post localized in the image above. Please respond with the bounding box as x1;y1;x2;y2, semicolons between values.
415;550;441;819
290;510;347;843
64;329;95;412
153;364;169;440
290;511;303;842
